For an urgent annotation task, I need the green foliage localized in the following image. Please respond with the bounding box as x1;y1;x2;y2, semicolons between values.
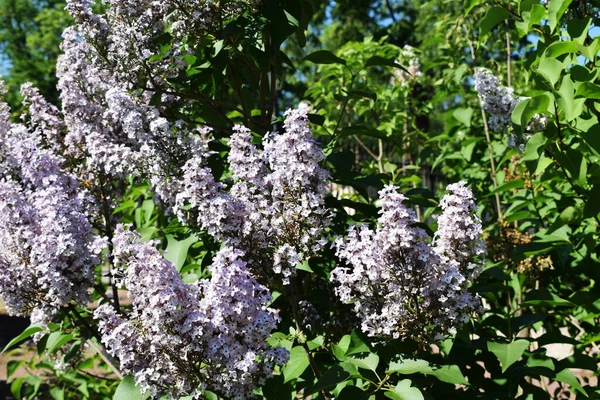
0;0;70;110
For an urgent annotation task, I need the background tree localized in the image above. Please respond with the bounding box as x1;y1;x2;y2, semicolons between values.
0;0;70;111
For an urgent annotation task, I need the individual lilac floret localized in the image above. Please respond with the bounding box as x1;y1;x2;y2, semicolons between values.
0;93;104;326
331;183;485;344
95;225;288;400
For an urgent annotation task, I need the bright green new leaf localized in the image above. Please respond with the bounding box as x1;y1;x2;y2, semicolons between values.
283;346;310;383
164;234;198;272
45;332;74;354
543;41;578;58
575;82;600;99
558;75;584;121
487;180;525;195
384;379;424;400
333;335;351;361
453;107;474;128
548;0;574;32
346;352;380;372
428;365;469;385
536;58;563;87
488;340;530;373
387;357;432;375
113;376;148;400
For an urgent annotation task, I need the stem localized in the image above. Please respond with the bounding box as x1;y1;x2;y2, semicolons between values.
505;15;512;87
88;338;124;380
332;70;359;139
480;108;503;221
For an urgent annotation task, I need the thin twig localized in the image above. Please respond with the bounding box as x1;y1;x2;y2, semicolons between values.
480;109;503;221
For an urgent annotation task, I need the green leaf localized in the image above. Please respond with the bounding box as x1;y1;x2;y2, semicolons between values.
543;41;578;58
339;126;390;142
428;365;469;385
2;325;43;353
164;234;198;272
523;289;575;307
347;330;371;355
488;340;530;373
50;386;64;400
522;132;549;163
45;332;74;354
558;75;584;121
511;94;551;129
387;357;432;375
346;352;380;372
548;0;574;32
385;379;424;400
306;365;350;395
333;335;351;361
303;50;346;65
536;58;563;87
295;259;314;273
488;179;524;195
464;0;480;16
365;56;405;70
555;369;587;396
283;346;310;383
453;107;474;128
113;376;148;400
575;82;600;99
479;6;510;37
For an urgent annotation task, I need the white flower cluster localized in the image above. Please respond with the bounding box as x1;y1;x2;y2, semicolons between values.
95;225;288;400
0;83;104;325
176;107;331;284
331;182;484;343
391;45;422;87
474;69;548;150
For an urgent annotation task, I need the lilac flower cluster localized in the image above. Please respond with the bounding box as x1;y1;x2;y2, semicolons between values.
95;225;288;399
474;69;548;150
57;24;212;209
331;182;484;343
0;85;104;325
66;0;259;88
175;107;331;284
474;69;520;133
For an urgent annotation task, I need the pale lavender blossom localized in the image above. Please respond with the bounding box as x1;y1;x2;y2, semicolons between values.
474;69;548;150
332;183;485;344
474;69;519;132
175;107;331;285
430;181;485;334
0;91;104;325
95;225;287;400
